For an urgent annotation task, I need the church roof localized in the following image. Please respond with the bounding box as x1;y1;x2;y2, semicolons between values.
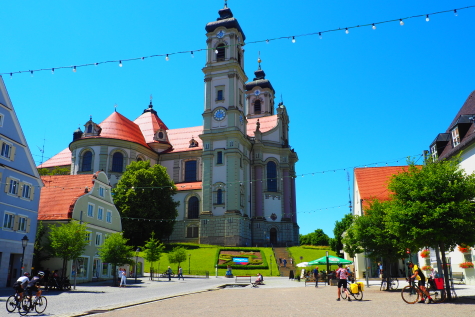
38;147;71;168
39;174;94;220
205;7;246;41
247;115;279;136
134;110;169;144
167;126;203;153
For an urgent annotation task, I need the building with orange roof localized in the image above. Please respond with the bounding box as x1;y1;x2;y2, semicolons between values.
0;76;43;287
38;171;125;282
38;4;299;246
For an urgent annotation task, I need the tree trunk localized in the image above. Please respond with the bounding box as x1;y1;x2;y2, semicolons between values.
113;265;117;286
439;243;452;301
62;258;67;279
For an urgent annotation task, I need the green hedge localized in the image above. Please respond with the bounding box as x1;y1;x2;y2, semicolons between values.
215;247;269;269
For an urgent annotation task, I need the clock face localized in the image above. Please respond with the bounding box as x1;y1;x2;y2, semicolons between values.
213;108;226;121
254;90;261;96
217;30;225;39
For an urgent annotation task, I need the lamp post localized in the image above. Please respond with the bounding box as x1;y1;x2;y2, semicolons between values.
21;235;29;274
188;254;191;274
135;247;141;283
270;254;273;276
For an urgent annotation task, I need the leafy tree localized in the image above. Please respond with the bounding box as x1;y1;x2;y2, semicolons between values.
48;221;88;278
98;233;134;286
343;199;405;290
143;232;164;275
330;213;353;256
112;161;179;247
299;229;330;246
38;166;70;175
387;157;475;299
32;221;51;270
168;246;187;270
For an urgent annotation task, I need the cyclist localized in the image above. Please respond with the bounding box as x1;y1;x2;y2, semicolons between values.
408;262;433;303
26;271;45;303
13;272;30;301
336;264;352;301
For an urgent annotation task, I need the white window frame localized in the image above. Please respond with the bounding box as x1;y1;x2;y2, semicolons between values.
0;112;3;127
452;127;460;147
85;231;92;245
106;210;112;223
8;178;19;196
87;203;94;218
99;187;105;197
430;144;437;161
97;207;104;221
3;212;15;230
21;183;32;200
95;232;102;246
1;141;11;159
18;216;27;232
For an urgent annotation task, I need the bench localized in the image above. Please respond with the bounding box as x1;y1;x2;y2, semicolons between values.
235;275;252;283
304;276;326;286
451;272;465;285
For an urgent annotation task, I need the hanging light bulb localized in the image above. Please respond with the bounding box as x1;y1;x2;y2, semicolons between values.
426;14;430;22
372;23;376;30
454;9;458;16
319;32;322;39
266;39;269;44
73;66;77;72
215;49;218;54
191;51;194;58
10;73;12;79
51;68;55;74
119;60;123;67
291;36;296;43
165;54;169;61
399;19;404;26
30;70;33;77
345;28;349;34
141;57;145;60
94;62;98;66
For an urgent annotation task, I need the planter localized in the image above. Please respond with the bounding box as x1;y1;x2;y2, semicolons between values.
421;265;432;271
459;262;474;269
458;246;472;253
420;249;430;258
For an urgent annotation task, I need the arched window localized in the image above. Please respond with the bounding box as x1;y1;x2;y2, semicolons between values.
254;100;261;114
86;124;93;133
267;161;277;192
188;196;199;219
216;44;226;61
82;151;92;172
111;152;124;172
137;157;143;162
185;160;197;182
217;189;223;204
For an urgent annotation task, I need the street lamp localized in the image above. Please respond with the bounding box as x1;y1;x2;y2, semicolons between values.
135;247;141;283
270;254;273;276
21;235;29;274
188;254;191;274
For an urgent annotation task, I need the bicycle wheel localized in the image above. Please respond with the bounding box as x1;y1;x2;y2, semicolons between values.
6;295;18;312
340;289;347;300
428;288;445;303
35;296;48;313
401;285;420;304
353;290;363;301
380;281;386;291
19;298;31;316
63;282;71;290
390;279;399;290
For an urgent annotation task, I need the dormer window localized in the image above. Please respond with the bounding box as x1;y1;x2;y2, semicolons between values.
451;127;460;147
87;124;93;133
216;44;225;61
430;144;438;161
189;138;198;148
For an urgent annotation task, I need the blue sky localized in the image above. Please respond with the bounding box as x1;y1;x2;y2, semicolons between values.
2;1;475;238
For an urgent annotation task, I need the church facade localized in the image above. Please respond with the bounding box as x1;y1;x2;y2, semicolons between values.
40;5;299;246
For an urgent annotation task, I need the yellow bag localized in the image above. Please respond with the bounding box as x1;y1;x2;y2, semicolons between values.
357;282;364;291
350;283;359;293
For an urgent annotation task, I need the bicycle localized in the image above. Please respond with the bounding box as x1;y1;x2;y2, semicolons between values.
401;278;444;304
5;292;22;313
19;295;48;315
380;277;399;291
341;280;363;301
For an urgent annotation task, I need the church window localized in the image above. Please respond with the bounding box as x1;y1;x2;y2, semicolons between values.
217;90;224;101
217;189;223;204
254;99;261;114
267;161;277;192
86;124;93;133
158;131;164;139
238;52;242;67
111;152;124;172
216;44;225;61
82;151;92;172
184;160;197;182
217;151;223;164
186;225;199;238
187;196;199;219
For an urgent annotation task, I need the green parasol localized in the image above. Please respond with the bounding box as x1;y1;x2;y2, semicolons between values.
308;255;353;265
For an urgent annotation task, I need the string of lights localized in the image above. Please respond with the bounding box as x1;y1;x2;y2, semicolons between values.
1;6;473;78
31;153;424;191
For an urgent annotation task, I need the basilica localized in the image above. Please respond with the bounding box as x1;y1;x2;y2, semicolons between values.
40;4;299;246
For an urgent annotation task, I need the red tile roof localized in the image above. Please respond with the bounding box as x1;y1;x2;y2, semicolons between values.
176;182;202;191
39;174;95;220
247;115;278;136
38;148;72;168
134;111;169;144
167;126;203;153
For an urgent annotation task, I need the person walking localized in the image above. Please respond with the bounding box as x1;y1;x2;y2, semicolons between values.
279;258;282;266
336;264;351;301
313;266;319;288
119;269;127;287
283;258;287;268
177;266;184;280
167;266;172;281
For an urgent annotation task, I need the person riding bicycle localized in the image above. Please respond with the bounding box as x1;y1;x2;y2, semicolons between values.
26;271;44;302
336;264;352;301
408;262;433;303
13;272;30;301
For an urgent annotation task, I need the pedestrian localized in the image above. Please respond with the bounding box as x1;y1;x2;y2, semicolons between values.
313;266;319;287
290;258;293;265
119;269;127;287
279;258;282;266
346;265;352;282
283;258;287;268
43;268;50;291
167;266;172;281
336;264;351;301
378;262;383;278
177;266;184;280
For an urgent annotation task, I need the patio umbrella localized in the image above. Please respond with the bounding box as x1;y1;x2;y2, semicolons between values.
308;255;353;265
296;262;309;267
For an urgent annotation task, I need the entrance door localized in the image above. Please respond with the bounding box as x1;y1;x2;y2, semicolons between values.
270;228;277;245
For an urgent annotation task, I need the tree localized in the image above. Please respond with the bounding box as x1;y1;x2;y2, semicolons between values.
98;233;134;286
343;199;405;290
168;246;187;271
112;161;179;247
32;221;51;270
143;232;164;275
330;213;353;256
38;166;70;175
299;229;330;246
48;221;89;278
387;157;475;299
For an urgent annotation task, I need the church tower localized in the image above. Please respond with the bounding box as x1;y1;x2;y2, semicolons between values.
199;4;251;245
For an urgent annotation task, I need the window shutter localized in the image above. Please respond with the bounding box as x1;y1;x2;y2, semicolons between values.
26;218;31;233
13;215;19;231
4;177;10;193
30;186;35;200
19;182;24;197
10;145;16;160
